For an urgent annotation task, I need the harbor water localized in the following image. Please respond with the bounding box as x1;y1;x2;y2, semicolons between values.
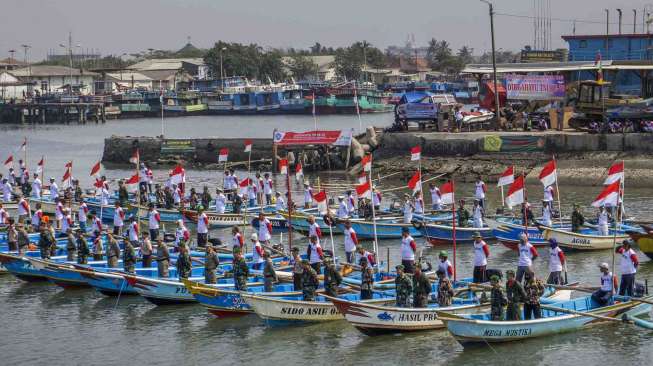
1;115;652;366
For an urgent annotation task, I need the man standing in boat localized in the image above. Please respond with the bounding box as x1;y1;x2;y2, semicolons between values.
359;256;374;300
123;239;137;274
156;239;170;278
307;215;322;244
546;239;566;285
412;266;431;308
231;226;244;253
457;199;470;228
571;204;585;233
472;232;490;283
472;199;484;228
474;176;487;210
274;191;286;212
262;250;277;292
394;264;412;307
516;233;538;283
490;275;507;320
322;256;341;297
337;196;349;219
148;203;161;241
204;245;219;284
543;184;555;208
523;270;545;320
342;219;359;264
400;227;417;273
429;183;442;211
214;188;226;214
541;201;553;227
597;206;611;236
250;233;265;270
591;262;617;305
106;233;121;268
176;244;191;279
301;259;319;301
402;194;414;224
505;269;526;321
263;173;273;205
437;251;454;279
290;247;303;291
197;206;209;248
307;235;324;273
113;201;125;236
75;229;89;265
257;212;272;246
303;182;313;209
616;240;639;297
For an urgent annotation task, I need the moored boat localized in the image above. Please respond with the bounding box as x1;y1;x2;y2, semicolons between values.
336;218;422;240
418;222;494;245
627;225;653;260
539;225;630;251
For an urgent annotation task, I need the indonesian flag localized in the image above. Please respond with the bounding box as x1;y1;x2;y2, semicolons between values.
4;155;13;169
129;149;139;165
279;159;288;174
218;148;229;162
440;181;454;204
295;163;303;182
90;161;101;177
244;139;252;153
356;180;371;199
169;164;185;185
604;161;624;185
36;156;44;174
125;173;140;192
410;146;421;161
497;166;515;187
505;175;525;208
361;154;372;172
358;172;368;184
592;180;621;207
65;161;73;169
62;167;72;185
407;170;421;193
20;138;27;152
313;190;328;215
239;178;251;188
538;160;557;187
94;178;104;189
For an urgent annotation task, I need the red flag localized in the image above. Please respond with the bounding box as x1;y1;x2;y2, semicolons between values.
4;155;13;169
90;161;101;177
361;154;372;172
129;149;139;165
407;171;421;193
65;161;73;168
279;159;288;174
497;166;514;187
440;181;454;204
505;175;525;208
62;168;71;183
410;146;421;161
539;160;557;187
218;148;229;162
125;173;139;192
36;156;44;174
244;139;252;153
604;161;624;185
169;164;185;185
356;180;371;199
313;190;327;214
592;180;621;207
295;163;303;175
239;178;251;188
94;178;104;188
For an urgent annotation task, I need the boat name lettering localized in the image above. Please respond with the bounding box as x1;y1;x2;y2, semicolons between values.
483;328;532;337
396;313;439;322
571;238;590;245
280;307;338;316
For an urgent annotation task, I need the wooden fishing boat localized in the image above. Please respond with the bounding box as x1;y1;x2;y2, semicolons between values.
0;252;53;282
28;196;80;216
336;217;422;240
132;204;183;224
251;215;288;233
437;295;652;346
627;225;653;260
418;222;494;245
539;225;630;251
486;217;554;250
181;209;246;228
277;209;343;235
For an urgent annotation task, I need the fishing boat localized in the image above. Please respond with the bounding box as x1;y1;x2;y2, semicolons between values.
486;216;552;250
437;295;652;346
251;215;288;233
132;204;183;224
0;252;65;282
539;225;630;251
626;225;653;260
335;218;422;240
278;209;342;235
417;222;494;245
28;196;80;216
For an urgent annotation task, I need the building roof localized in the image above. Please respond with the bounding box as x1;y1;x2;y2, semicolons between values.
462;60;653;74
127;58;205;71
562;33;653;40
0;58;28;68
10;65;98;77
139;70;192;82
105;71;152;82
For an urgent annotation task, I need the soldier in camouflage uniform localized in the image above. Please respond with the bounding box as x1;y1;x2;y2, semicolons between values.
76;230;90;264
457;199;470;228
38;224;55;259
322;256;342;297
571;204;585;233
359;257;374;300
65;228;76;261
156;239;170;278
301;259;319;301
233;249;249;291
122;240;137;274
262;251;277;292
412;266;431;308
505;269;527;321
107;233;121;268
523;270;545;320
436;269;454;307
394;264;412;307
176;244;192;279
204;245;219;284
490;275;507;321
291;247;303;291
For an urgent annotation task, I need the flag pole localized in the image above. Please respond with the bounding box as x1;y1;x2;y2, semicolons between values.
611;183;622;284
368;154;379;258
451;179;457;281
286;153;293;252
553;155;563;226
500;185;505;208
136;151;141;239
312;91;317;132
23;137;27;176
522;172;528;234
620;160;625;222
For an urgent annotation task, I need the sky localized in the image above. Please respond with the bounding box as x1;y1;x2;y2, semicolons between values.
1;0;651;61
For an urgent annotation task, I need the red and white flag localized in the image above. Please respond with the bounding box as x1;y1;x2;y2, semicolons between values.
407;170;421;193
36;156;44;174
440;181;454;204
538;160;557;187
592;180;621;207
358;172;368;184
218;148;229;163
313;190;328;215
279;159;288;175
410;146;421;161
356;180;371;199
361;154;372;172
62;167;72;186
65;161;73;169
505;175;525;208
125;173;140;192
239;178;251;188
497;166;515;187
169;164;185;185
90;161;101;177
604;161;624;185
244;139;252;153
129;149;140;165
20;138;27;152
4;155;13;169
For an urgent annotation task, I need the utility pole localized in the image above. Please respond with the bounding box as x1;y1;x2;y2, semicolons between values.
20;44;31;97
481;0;500;130
634;9;637;33
605;9;610;56
617;9;622;34
220;47;226;91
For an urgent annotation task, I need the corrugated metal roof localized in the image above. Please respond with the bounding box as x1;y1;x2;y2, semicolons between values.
105;71;152;81
127;58;205;71
462;61;614;74
10;65;98;77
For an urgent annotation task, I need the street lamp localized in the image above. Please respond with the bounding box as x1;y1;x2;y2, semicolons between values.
20;44;31;97
479;0;500;130
220;47;226;91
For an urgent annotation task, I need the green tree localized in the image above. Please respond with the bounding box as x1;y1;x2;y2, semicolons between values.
286;54;319;80
334;41;385;79
204;41;287;81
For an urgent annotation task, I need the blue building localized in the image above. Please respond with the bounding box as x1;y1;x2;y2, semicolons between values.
562;33;653;95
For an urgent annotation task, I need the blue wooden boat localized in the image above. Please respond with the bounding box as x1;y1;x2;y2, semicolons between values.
251;215;288;233
336;217;421;240
486;216;555;250
82;266;205;297
279;89;306;113
278;209;343;235
0;250;68;281
437;294;652;346
232;92;257;113
418;222;494;245
256;90;281;113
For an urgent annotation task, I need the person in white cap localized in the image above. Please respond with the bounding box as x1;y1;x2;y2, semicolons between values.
257;212;272;245
250;232;264;270
274;191;286;212
175;219;190;247
303;182;313;209
49;177;59;200
591;262;617;306
337;196;349;219
214;188;226;214
31;173;42;199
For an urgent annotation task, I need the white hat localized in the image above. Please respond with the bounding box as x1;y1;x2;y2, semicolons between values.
338;196;344;200
177;219;184;226
599;262;609;270
250;233;258;241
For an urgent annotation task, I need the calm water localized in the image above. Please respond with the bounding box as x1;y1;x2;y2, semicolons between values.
0;115;652;366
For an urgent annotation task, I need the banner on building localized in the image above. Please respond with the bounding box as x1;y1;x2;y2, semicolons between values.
273;129;354;146
505;74;565;100
483;135;546;153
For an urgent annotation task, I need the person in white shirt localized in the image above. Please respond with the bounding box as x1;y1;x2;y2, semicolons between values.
400;227;417;273
54;198;65;230
247;180;257;207
250;233;265;270
214;188;227;213
402;194;414;224
16;194;30;224
597;206;610;236
32;173;42;198
336;196;349;219
1;178;12;202
172;184;181;206
61;208;73;235
113;202;125;235
346;191;356;215
196;207;209;247
31;202;43;230
517;234;539;283
257;212;272;245
546;239;566;285
303;183;313;209
591;262;616;305
472;199;484;228
0;202;8;224
543;185;555;205
372;186;382;210
274;191;286;212
616;240;639;297
148;203;161;240
77;199;89;232
263;173;273;205
541;201;553;227
49;178;59;200
429;183;442;210
127;216;140;245
413;191;424;214
474;176;486;209
342;219;359;263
